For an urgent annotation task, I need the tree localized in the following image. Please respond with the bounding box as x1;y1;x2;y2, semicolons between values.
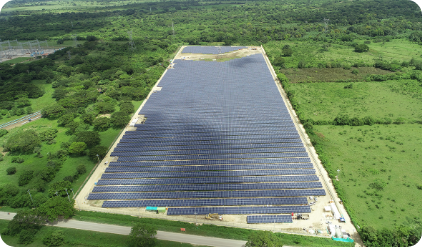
43;230;65;247
282;45;293;57
74;131;100;148
5;130;41;154
38;197;75;222
42;104;66;119
88;146;108;161
57;113;75;126
94;102;115;114
81;113;96;125
48;181;72;198
273;56;285;67
76;164;87;175
355;44;369;53
18;229;38;245
18;170;34;186
0;129;8;137
68;142;87;155
246;231;283;247
93;117;110;131
120;102;135;115
110;112;130;128
127;223;157;247
6;167;17;175
2;209;45;237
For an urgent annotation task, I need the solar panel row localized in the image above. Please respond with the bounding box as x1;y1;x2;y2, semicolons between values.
96;175;320;185
88;189;325;200
167;206;311;215
102;197;308;208
93;182;323;192
101;169;316;179
247;215;293;224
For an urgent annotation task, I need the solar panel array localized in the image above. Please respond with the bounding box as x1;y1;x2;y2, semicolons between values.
88;50;325;224
181;46;247;54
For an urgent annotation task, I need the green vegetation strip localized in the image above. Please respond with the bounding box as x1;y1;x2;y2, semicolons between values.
0;219;204;247
72;211;353;247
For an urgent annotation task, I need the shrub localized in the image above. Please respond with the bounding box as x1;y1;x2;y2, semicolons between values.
81;113;96;125
18;229;37;245
93;117;110;131
76;165;87;175
273;56;285;67
33;177;47;192
128;223;157;247
57;114;75;127
68;142;87;155
94;102;115;114
355;44;369;52
74;131;100;148
18;170;34;186
110;112;130;128
63;176;74;183
352;69;359;75
39;129;58;142
6;167;17;175
4;184;19;197
11;157;25;163
5;130;41;154
344;84;353;89
120;102;135;115
0;129;8;137
48;181;71;198
42;104;66;119
88;146;108;161
43;230;65;247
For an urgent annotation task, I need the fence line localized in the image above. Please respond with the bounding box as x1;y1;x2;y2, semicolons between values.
0;111;41;129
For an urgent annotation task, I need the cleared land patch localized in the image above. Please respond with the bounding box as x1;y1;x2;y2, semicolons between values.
281;67;392;83
288;80;422;122
312;124;422;229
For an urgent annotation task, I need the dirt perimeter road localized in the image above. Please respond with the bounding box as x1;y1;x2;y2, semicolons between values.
0;212;247;247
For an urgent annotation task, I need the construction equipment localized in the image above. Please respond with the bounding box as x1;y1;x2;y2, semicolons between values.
205;213;222;220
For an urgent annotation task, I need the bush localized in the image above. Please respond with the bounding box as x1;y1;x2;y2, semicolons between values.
42;104;66;119
94;102;115;114
273;56;285;67
6;167;17;175
12;157;25;163
57;114;75;126
355;44;369;52
39;129;58;142
93;117;110;131
110;112;130;128
128;223;157;247
48;181;71;198
76;165;87;175
352;69;359;75
88;146;108;161
43;230;65;247
120;102;135;115
246;231;282;247
0;129;8;137
18;229;37;245
4;184;19;197
81;113;96;125
18;170;34;186
68;142;87;155
63;176;74;183
74;131;100;148
5;130;41;154
33;177;47;192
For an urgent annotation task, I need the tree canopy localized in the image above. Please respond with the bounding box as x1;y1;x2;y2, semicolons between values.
128;223;157;247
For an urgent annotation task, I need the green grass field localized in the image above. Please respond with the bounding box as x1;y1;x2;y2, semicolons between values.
288;80;422;122
313;124;422;229
0;219;204;247
1;57;32;64
264;39;421;69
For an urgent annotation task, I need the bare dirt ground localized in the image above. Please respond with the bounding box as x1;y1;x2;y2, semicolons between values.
174;46;261;62
75;46;363;245
97;114;111;118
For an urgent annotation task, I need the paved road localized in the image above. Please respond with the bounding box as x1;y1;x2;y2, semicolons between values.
0;212;247;247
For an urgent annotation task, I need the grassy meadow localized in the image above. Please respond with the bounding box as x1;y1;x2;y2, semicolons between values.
288;80;422;122
312;124;422;229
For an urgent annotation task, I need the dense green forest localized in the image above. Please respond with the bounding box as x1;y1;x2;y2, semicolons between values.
1;0;422;246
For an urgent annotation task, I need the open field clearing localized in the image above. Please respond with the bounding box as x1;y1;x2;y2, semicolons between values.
281;67;392;83
288;80;422;122
265;39;422;69
312;124;422;229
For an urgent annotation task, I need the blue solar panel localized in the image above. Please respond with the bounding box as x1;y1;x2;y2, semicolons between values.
102;197;308;207
167;206;311;215
247;215;293;224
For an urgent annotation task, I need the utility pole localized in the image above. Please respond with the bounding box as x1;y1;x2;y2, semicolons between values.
72;34;77;47
27;190;33;203
324;18;329;32
172;22;175;37
67;50;71;60
65;188;70;202
128;31;135;51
